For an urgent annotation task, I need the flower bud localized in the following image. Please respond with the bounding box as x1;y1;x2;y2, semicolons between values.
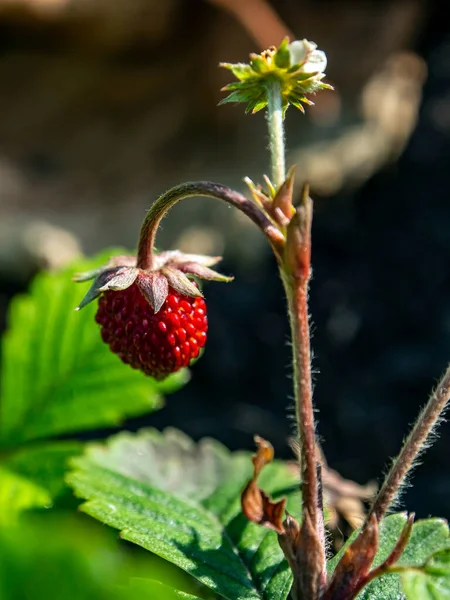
220;37;333;115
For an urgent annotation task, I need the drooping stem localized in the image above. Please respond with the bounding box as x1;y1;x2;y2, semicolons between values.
368;363;450;523
136;181;284;270
266;80;286;189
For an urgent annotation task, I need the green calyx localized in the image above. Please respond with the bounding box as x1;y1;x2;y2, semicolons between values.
220;37;333;115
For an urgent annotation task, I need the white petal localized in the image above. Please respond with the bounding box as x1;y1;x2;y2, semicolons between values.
289;39;317;66
303;49;327;74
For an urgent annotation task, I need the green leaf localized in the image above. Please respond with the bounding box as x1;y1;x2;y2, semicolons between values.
2;440;83;500
328;514;450;599
0;513;194;599
0;250;189;447
402;548;450;599
399;518;450;567
0;466;51;520
130;579;204;599
67;428;299;600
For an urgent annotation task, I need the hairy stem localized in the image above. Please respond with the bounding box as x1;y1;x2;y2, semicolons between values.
280;192;326;597
136;181;284;269
267;80;286;189
283;273;317;525
266;73;324;594
281;262;326;599
368;363;450;523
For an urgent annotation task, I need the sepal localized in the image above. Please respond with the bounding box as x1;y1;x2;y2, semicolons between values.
97;268;139;292
161;268;203;298
73;255;136;282
75;266;137;310
179;263;233;282
152;251;222;270
245;167;296;230
75;250;231;310
136;272;169;313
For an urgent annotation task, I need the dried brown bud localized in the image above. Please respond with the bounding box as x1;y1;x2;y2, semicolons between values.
241;436;286;534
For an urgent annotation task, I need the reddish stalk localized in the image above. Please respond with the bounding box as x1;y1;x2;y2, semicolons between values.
136;181;284;270
285;276;317;526
280;189;326;598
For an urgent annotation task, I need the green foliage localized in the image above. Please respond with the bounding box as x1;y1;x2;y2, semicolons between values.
68;428;299;600
0;467;51;522
402;548;450;599
0;250;188;446
0;251;189;519
129;579;203;600
2;441;83;500
328;513;450;599
0;513;199;600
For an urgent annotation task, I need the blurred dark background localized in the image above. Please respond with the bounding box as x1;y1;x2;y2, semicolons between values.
1;0;450;520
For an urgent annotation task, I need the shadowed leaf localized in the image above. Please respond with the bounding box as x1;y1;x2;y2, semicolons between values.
328;514;450;599
68;428;300;600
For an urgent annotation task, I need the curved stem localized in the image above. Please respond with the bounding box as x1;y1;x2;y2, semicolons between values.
368;363;450;524
137;181;284;269
267;80;286;189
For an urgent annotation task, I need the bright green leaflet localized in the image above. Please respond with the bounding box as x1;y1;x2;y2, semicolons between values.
0;467;51;522
130;578;205;599
2;440;83;500
68;428;299;600
402;548;450;599
0;514;196;600
328;513;450;599
0;249;188;447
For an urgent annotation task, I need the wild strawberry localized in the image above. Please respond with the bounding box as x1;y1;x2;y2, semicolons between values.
74;250;231;379
95;284;208;380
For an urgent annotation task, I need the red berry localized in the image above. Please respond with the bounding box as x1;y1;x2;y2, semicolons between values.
95;283;208;380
